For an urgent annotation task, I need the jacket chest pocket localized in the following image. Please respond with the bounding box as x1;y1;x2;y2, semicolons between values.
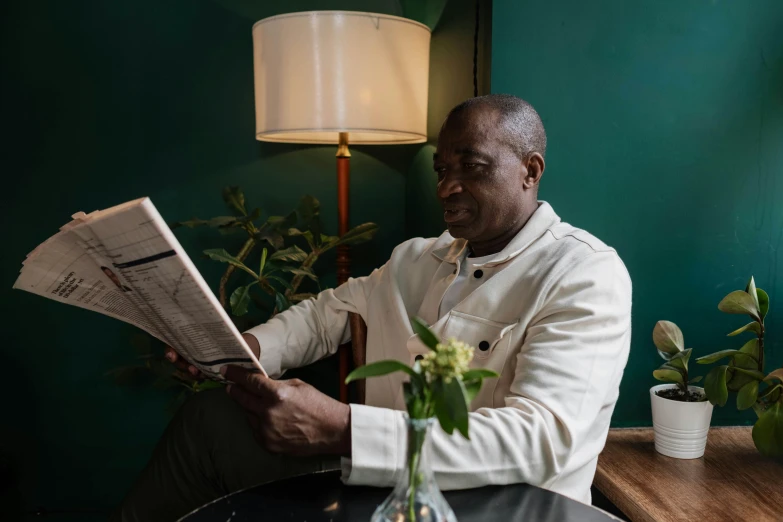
441;311;517;407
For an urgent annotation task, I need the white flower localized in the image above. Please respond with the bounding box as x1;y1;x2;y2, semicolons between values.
418;337;475;383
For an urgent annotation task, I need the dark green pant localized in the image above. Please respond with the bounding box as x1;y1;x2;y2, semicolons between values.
112;388;338;522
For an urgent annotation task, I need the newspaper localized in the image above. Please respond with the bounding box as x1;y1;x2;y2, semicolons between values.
13;197;266;379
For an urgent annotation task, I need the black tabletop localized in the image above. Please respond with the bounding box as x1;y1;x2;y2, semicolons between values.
180;471;619;522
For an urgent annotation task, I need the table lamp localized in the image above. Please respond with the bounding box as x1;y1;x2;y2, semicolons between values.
252;11;431;400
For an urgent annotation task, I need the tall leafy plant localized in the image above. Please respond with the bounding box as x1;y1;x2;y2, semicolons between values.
108;187;378;410
696;276;783;457
175;187;378;318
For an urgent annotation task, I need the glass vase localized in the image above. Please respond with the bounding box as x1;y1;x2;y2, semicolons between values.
370;416;457;522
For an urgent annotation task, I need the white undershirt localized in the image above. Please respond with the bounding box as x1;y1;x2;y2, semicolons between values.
438;251;497;319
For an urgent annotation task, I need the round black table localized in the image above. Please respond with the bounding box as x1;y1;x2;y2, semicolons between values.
180;471;620;522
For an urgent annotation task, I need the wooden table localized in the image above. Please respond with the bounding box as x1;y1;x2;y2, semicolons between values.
594;427;783;522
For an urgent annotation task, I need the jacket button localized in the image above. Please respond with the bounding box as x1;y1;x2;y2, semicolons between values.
415;354;424;361
479;340;490;351
474;269;484;279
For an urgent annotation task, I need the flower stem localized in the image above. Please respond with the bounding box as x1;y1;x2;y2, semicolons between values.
408;449;419;520
406;422;426;520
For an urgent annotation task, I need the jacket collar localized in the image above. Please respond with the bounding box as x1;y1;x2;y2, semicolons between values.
431;201;560;268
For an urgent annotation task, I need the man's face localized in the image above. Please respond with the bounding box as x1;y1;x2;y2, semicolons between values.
434;106;531;243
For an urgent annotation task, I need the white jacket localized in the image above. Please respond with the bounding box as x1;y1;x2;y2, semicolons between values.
246;202;632;504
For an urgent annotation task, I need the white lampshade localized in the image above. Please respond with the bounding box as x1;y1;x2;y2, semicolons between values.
252;11;431;145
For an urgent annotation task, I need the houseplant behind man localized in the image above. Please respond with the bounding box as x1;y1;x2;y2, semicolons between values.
113;94;633;522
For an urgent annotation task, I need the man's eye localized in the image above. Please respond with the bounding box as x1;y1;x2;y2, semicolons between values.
463;163;479;169
434;165;446;173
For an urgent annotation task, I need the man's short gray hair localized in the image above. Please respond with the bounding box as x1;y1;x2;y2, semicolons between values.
448;94;547;159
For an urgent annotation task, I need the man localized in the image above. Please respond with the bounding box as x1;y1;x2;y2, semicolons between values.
114;94;632;521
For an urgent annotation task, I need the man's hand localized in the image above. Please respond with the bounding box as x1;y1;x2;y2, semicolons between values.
222;365;351;457
163;333;262;380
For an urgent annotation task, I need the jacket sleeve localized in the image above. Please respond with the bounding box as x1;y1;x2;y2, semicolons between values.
344;251;632;498
244;266;384;378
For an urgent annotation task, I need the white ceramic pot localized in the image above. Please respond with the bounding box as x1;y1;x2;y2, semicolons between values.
650;384;714;459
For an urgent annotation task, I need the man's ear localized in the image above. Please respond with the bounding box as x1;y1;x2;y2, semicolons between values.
523;152;545;189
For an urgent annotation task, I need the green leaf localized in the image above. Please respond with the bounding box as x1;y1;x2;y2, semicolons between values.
222;186;247;215
689;375;703;384
462;368;499;381
259;248;268;275
667;348;692;372
328;223;380;248
254;230;285;250
203;249;259;279
738;338;760;359
732;367;765;381
718;290;760;319
193;380;224;392
758;383;783;401
407;368;425;410
320;234;339;245
266;275;293;292
269;246;308;263
764;369;783;384
233;207;261;225
463;379;482;403
696;350;743;365
752;402;783;457
274;292;291;313
653;368;684;384
704;366;729;406
652;320;684;359
737;380;759;410
433;377;469;438
345;360;416;383
433;379;455;435
266;211;298;231
728;340;761;392
287;228;315;249
453;378;471;439
727;321;762;337
403;381;426;419
296;195;321;223
411;317;440;350
229;284;254;316
280;266;318;281
757;288;770;321
746;276;760;314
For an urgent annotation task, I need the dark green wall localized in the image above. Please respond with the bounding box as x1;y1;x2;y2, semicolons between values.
492;0;783;426
1;0;479;516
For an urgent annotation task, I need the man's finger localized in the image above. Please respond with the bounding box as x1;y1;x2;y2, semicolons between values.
222;365;277;398
226;383;266;417
164;347;204;379
164;346;179;363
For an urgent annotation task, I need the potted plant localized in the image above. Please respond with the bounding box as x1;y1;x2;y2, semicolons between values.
346;318;498;522
650;320;713;459
107;187;379;411
696;276;783;457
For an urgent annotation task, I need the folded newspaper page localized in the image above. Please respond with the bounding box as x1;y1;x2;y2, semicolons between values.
13;197;266;379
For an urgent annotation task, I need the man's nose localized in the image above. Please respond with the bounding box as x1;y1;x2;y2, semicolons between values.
436;173;463;200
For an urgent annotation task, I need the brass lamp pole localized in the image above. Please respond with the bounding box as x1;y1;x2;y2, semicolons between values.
252;11;431;403
336;132;352;402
